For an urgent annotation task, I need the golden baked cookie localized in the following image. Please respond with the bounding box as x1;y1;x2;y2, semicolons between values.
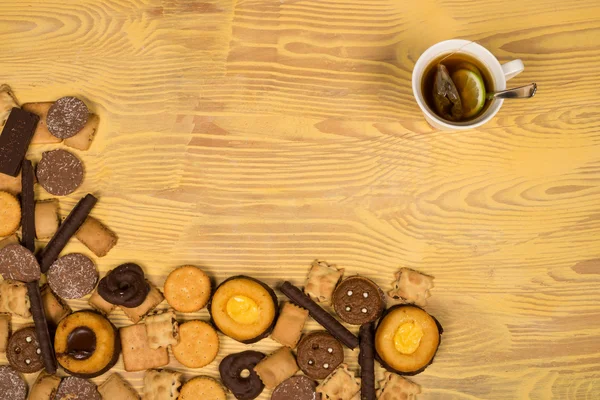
172;320;219;368
0;191;21;236
179;376;226;400
164;265;211;313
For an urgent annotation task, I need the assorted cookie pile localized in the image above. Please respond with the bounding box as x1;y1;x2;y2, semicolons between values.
0;87;443;400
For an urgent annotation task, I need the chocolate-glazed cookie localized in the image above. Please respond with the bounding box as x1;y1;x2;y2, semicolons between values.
271;375;319;400
47;253;98;299
7;326;44;373
46;97;89;139
97;263;149;307
219;350;265;400
55;376;101;400
332;276;385;325
0;365;27;400
36;149;84;196
297;331;344;380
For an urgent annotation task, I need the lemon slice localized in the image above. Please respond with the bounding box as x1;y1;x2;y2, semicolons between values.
451;69;486;118
455;61;483;79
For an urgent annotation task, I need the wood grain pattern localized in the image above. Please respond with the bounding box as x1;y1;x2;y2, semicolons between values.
1;0;600;398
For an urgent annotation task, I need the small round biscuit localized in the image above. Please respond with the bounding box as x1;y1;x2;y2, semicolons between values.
179;376;226;400
164;265;211;313
172;320;219;368
0;191;21;236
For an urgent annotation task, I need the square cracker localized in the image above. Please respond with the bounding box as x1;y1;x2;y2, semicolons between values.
0;313;10;352
270;302;308;348
144;310;179;350
376;372;421;400
304;260;344;304
99;373;140;400
142;369;182;400
120;324;169;372
387;268;434;307
316;364;360;400
120;282;164;323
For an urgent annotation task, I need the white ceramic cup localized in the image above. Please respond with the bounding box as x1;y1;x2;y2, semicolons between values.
412;39;524;130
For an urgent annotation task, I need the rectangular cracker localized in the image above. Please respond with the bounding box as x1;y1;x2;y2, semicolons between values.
121;282;164;323
304;260;344;304
376;372;421;400
88;289;116;316
35;199;60;240
40;284;71;327
142;369;182;400
21;102;62;144
387;268;434;307
99;373;140;400
120;324;169;372
144;310;179;350
253;347;299;390
0;279;31;318
270;302;308;348
0;313;10;352
75;216;118;257
64;113;99;151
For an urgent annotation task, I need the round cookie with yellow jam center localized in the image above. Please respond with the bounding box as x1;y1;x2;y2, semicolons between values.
54;311;121;378
172;320;219;368
375;305;442;375
179;376;226;400
209;276;278;344
164;265;211;313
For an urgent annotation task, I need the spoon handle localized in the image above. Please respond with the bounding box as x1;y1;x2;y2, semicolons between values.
487;83;537;100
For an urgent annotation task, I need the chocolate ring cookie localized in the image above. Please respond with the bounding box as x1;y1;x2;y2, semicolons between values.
271;375;318;400
97;263;149;307
46;96;89;139
47;253;98;299
55;376;101;400
36;149;84;196
297;331;344;379
7;326;44;373
219;350;265;400
332;276;385;325
0;365;27;400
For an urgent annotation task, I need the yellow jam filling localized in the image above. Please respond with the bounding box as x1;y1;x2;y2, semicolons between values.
226;295;259;324
393;320;424;354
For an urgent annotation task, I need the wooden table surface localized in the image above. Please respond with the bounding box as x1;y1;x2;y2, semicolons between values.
1;0;600;398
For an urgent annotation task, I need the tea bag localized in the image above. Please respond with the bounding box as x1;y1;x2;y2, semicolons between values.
433;64;463;121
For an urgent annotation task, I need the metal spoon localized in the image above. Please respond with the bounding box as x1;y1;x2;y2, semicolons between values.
486;83;537;100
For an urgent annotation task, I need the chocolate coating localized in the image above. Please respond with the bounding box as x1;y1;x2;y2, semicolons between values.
297;331;344;379
26;281;58;374
271;375;319;400
359;323;376;400
0;243;41;282
66;327;96;360
55;376;101;400
0;107;39;177
97;263;149;307
7;326;44;373
47;253;98;299
46;97;89;139
20;159;35;252
0;365;27;400
219;350;265;400
332;276;385;325
36;149;84;196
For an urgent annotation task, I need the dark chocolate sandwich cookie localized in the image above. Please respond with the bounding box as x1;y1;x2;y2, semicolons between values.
271;375;318;400
297;331;344;379
55;376;101;400
332;276;385;325
219;350;265;400
7;326;44;373
36;149;84;196
0;243;41;282
47;253;98;299
46;96;89;139
0;365;27;400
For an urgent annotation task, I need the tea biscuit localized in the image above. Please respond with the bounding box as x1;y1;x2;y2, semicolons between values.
88;289;116;316
98;373;140;400
40;284;71;327
55;376;101;400
64;113;99;151
253;347;299;390
316;364;360;400
304;260;344;304
388;268;434;307
0;234;19;250
144;310;179;350
179;376;226;400
142;369;182;400
270;302;309;348
164;265;211;313
376;372;421;400
0;172;21;195
0;364;27;400
120;282;164;323
35;199;60;240
21;102;62;144
29;370;61;400
0;84;19;128
172;320;219;368
120;323;169;372
75;216;118;257
0;191;21;236
0;279;31;318
0;313;10;352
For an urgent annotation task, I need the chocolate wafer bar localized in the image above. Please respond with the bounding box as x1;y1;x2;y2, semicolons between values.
359;322;376;400
0;108;39;176
37;194;97;273
20;160;35;252
280;281;359;349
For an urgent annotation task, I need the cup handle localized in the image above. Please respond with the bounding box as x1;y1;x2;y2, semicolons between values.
501;59;524;81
